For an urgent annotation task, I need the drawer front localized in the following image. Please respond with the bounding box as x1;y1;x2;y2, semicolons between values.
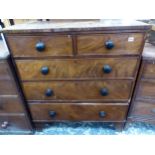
6;35;73;57
29;103;128;121
142;61;155;79
0;97;24;113
16;57;138;81
77;33;144;56
0;115;32;133
22;80;132;101
0;61;12;81
129;101;155;117
0;80;17;95
136;80;155;100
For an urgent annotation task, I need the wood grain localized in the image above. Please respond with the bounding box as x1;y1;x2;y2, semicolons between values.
77;33;144;56
22;80;132;101
142;61;155;79
0;60;13;80
29;102;128;121
0;80;17;95
128;100;155;117
0;97;24;113
136;79;155;100
15;57;138;81
6;35;73;58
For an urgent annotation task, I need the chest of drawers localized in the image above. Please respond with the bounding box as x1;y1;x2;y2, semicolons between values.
2;20;151;131
0;39;33;134
128;43;155;125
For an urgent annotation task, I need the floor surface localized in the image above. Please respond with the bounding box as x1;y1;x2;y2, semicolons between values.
35;122;155;135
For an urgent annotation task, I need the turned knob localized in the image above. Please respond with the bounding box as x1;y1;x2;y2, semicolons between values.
102;65;112;73
100;88;109;96
41;66;49;75
99;111;106;117
49;111;57;118
35;41;45;52
45;88;54;97
105;40;114;49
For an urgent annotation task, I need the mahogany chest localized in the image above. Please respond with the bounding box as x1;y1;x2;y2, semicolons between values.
2;20;151;131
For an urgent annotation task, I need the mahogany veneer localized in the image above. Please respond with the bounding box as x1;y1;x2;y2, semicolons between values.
2;20;151;131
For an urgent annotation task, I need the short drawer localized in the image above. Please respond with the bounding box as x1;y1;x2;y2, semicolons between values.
29;103;128;122
0;80;17;95
129;100;155;117
22;80;132;101
0;114;32;133
77;33;144;56
0;97;24;113
136;80;155;100
6;35;73;57
16;57;139;81
142;61;155;79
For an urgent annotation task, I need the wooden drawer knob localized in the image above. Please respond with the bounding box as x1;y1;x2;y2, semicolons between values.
1;121;9;129
49;111;57;118
45;88;54;97
99;111;106;117
105;40;114;49
36;41;45;52
41;66;49;75
100;88;109;96
103;65;112;73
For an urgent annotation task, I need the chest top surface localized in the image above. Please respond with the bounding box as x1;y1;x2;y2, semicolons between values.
1;19;151;33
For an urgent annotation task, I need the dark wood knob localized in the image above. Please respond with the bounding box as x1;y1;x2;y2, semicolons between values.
41;66;49;75
49;111;57;118
105;40;114;49
1;121;9;129
36;41;45;52
45;88;53;97
103;65;112;73
100;88;109;96
99;111;106;117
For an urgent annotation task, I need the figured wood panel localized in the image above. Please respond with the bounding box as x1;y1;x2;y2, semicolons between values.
0;97;24;113
16;57;139;81
0;114;32;133
77;33;144;56
29;103;128;121
136;80;155;100
6;35;73;57
22;80;132;101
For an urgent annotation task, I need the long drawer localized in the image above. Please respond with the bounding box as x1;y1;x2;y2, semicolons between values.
22;80;132;101
77;33;144;56
29;103;128;122
16;57;138;81
6;35;73;57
